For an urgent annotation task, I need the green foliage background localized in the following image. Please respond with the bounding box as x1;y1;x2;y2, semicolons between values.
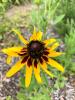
0;0;75;100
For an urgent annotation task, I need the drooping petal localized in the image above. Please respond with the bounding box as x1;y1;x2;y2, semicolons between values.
30;27;42;41
43;51;49;56
6;56;12;64
47;58;64;72
2;47;24;57
27;57;32;67
6;60;25;77
48;42;60;51
12;28;28;44
42;56;48;62
39;57;43;64
43;38;56;46
21;56;29;63
48;51;63;57
34;64;42;83
25;64;32;88
34;59;37;68
40;61;54;78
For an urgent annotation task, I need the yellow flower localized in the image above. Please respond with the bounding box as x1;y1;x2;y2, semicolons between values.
2;28;64;88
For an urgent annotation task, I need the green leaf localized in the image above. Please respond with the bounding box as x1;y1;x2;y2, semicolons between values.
34;0;42;5
0;35;3;40
19;76;25;88
54;14;65;24
42;71;48;86
15;0;20;5
0;3;5;13
17;92;27;100
2;0;8;3
6;96;12;100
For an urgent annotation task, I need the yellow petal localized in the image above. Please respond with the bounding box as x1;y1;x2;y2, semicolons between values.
36;31;43;40
25;65;32;88
30;33;36;41
6;56;12;64
49;42;60;51
47;58;64;72
48;51;63;57
30;27;42;41
2;47;23;57
6;60;25;77
43;38;56;46
30;27;37;41
33;26;36;34
34;65;42;83
40;61;54;78
12;28;28;44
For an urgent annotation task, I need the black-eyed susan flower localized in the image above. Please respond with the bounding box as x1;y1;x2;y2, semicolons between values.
2;28;64;87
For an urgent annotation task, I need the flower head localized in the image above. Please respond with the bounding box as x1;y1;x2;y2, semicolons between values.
2;28;64;87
